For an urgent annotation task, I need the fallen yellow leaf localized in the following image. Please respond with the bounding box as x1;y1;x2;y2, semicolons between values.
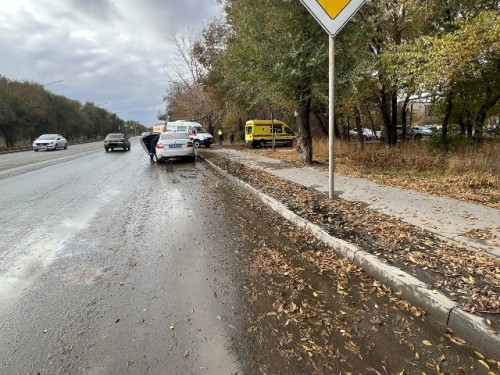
478;360;489;369
422;340;432;346
474;351;485;359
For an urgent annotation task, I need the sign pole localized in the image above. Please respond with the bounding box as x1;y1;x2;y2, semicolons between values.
299;0;367;199
328;35;335;199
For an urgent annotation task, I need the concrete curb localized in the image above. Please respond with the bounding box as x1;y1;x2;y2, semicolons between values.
202;156;500;360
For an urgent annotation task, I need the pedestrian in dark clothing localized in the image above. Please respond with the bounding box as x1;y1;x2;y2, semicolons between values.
150;134;159;162
230;131;235;145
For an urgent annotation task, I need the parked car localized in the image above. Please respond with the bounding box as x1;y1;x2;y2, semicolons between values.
349;128;377;140
410;126;434;140
397;125;434;140
155;131;195;162
33;134;67;151
104;133;130;152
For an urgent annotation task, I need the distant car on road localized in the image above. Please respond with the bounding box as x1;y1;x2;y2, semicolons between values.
33;134;67;151
155;131;195;162
104;133;130;152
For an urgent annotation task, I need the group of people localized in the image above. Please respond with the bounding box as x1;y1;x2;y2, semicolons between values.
218;129;235;145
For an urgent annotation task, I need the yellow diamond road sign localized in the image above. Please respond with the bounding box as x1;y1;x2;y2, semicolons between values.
300;0;367;36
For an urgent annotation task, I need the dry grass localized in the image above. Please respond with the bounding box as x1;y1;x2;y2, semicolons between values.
238;139;500;208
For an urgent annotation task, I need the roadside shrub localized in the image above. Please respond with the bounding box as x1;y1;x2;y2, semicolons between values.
428;132;468;152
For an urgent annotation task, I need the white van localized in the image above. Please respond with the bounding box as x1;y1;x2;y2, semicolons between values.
166;121;214;148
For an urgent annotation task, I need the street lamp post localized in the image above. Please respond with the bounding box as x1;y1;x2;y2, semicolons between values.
43;80;63;133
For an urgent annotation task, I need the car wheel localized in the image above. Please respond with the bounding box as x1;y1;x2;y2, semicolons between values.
259;140;266;148
54;144;58;151
105;148;109;152
34;149;38;152
64;143;67;150
110;148;114;151
194;140;201;148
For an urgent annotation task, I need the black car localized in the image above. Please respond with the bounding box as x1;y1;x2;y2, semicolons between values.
104;133;131;152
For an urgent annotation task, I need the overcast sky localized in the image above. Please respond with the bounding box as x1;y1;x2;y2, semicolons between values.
0;0;222;127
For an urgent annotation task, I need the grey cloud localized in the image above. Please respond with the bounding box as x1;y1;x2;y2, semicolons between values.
0;0;222;126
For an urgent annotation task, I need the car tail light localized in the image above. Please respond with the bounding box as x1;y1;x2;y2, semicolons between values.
187;141;193;147
156;142;164;149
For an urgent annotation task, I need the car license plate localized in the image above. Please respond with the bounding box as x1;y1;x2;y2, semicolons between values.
169;144;182;148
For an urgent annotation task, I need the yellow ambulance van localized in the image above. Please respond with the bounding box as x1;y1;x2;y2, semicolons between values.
245;119;296;148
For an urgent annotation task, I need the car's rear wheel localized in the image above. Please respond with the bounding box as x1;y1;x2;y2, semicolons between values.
105;148;109;152
259;140;266;148
64;143;67;150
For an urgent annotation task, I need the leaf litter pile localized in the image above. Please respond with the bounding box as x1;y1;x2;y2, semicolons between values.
199;151;500;316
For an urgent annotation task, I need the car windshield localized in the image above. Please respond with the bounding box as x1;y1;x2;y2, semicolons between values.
161;133;188;140
106;134;124;139
194;127;208;134
38;134;57;140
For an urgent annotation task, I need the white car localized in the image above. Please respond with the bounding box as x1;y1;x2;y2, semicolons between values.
349;128;377;140
33;134;67;151
155;132;195;162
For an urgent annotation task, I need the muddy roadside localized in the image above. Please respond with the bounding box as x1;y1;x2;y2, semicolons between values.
220;170;499;374
198;150;499;359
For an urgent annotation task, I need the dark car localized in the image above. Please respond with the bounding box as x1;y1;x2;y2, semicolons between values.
104;133;130;152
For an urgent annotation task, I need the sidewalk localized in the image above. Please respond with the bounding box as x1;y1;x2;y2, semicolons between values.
201;148;500;360
212;148;500;259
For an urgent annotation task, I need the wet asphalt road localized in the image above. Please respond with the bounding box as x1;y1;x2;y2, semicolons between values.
0;141;246;374
0;141;497;374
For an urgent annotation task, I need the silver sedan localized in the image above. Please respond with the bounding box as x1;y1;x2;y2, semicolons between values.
155;132;195;162
33;134;68;151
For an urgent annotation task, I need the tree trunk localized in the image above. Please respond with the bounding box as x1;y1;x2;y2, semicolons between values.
401;94;410;142
354;104;364;151
442;91;454;153
313;111;329;136
296;87;313;164
390;91;398;146
378;87;392;148
475;84;499;140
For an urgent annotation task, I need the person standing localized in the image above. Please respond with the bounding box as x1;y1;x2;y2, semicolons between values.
218;129;223;145
230;131;235;145
150;134;159;162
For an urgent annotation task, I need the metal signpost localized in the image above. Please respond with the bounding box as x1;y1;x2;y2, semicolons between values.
300;0;367;198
